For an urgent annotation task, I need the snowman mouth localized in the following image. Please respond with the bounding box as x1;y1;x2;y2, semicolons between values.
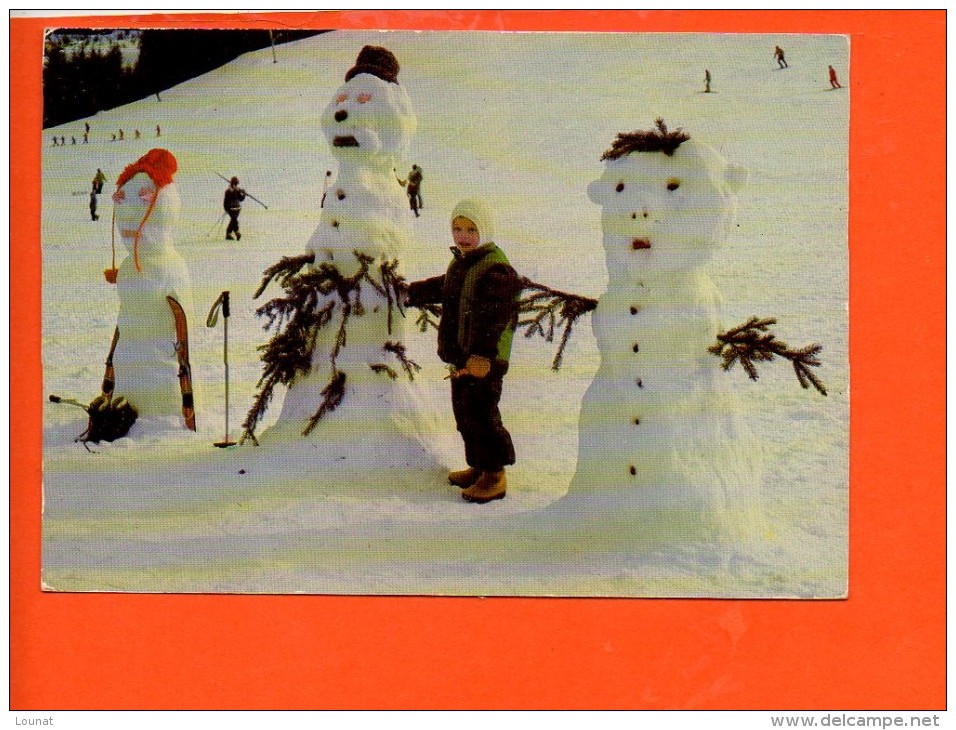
333;135;360;147
631;238;652;250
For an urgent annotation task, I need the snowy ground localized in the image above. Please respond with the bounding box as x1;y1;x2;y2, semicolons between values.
40;31;849;597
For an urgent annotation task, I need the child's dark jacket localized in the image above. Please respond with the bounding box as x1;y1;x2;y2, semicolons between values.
407;243;521;372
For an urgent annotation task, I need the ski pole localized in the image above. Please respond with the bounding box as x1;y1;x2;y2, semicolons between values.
206;212;227;237
206;291;236;447
214;172;269;209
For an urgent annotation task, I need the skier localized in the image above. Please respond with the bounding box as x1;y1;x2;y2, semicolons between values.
828;65;842;89
404;164;423;217
134;129;141;139
774;45;788;68
52;136;58;147
83;132;89;144
156;124;162;137
71;136;76;145
118;129;125;141
92;168;106;194
89;190;99;221
406;199;521;504
704;69;712;93
84;121;90;135
223;176;246;240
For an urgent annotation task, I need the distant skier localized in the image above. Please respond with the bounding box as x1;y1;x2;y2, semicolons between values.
71;136;76;145
156;124;162;137
320;169;332;207
828;65;842;89
134;129;141;139
111;134;117;142
89;190;99;221
52;136;59;147
774;46;788;69
60;136;66;146
84;121;90;135
92;168;106;194
404;164;423;217
223;176;246;241
704;69;712;93
82;132;89;144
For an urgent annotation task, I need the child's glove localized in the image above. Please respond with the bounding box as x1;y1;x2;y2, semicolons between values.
463;355;491;378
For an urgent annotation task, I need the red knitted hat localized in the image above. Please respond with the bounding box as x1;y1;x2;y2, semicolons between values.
116;148;178;190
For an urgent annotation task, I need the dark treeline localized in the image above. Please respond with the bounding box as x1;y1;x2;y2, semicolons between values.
44;29;327;128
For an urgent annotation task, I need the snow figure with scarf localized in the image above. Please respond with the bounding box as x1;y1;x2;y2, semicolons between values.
106;148;196;431
565;121;766;547
251;46;438;473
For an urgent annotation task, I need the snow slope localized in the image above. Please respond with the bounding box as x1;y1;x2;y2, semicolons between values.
40;31;849;596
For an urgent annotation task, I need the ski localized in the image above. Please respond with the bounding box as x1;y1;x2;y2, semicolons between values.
167;295;197;431
101;326;120;395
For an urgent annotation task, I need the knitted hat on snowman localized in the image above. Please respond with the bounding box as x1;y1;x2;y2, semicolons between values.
345;45;400;84
112;148;178;274
116;147;177;190
452;198;495;245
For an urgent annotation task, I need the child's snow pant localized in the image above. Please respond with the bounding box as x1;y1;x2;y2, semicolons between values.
451;372;515;472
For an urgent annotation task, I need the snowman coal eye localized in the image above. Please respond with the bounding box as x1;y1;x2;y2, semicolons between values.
666;178;680;191
336;92;348;103
615;181;625;193
357;92;372;104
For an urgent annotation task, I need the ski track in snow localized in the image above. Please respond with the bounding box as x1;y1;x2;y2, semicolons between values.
40;31;848;596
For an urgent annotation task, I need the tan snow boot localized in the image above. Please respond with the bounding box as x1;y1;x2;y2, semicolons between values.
448;466;480;488
461;470;507;504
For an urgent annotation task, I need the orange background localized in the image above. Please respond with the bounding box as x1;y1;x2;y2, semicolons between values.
11;11;945;709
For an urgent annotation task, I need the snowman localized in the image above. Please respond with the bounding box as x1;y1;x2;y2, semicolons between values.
268;46;437;467
106;148;196;431
566;121;764;542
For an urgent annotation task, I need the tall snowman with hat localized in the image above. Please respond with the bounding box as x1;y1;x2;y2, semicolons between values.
105;147;197;432
261;46;439;473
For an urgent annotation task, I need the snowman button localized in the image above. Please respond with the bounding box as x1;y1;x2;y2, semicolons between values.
629;306;638;315
636;378;643;388
632;343;639;353
633;417;641;425
629;465;636;476
332;220;340;228
336;189;345;200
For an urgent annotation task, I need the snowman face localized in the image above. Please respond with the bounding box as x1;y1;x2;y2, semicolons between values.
588;141;746;272
112;172;180;250
322;73;416;162
112;172;158;237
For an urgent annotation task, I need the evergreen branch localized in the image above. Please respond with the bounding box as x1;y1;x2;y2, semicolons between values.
370;363;398;380
415;304;441;332
303;370;346;435
710;316;827;396
515;276;597;370
254;252;316;299
384;340;422;381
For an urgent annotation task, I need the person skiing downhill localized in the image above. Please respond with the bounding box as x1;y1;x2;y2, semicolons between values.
89;190;99;221
774;45;788;68
828;65;842;89
406;198;521;503
704;69;712;93
223;176;246;240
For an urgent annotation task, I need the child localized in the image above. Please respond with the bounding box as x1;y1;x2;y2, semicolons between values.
406;199;521;503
